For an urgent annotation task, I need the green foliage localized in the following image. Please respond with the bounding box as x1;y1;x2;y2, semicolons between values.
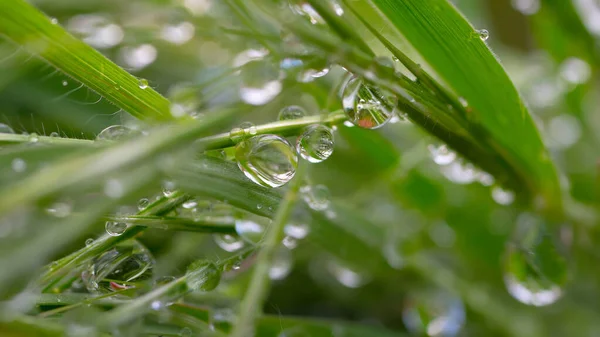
0;0;598;336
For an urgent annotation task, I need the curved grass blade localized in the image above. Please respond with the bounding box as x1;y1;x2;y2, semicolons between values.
349;0;562;215
0;0;172;122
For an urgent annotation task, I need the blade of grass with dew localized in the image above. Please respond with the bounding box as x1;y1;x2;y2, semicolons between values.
346;0;562;215
105;215;236;234
0;0;172;122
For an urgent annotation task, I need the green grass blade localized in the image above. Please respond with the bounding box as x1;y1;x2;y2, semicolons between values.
0;0;172;122
352;0;562;214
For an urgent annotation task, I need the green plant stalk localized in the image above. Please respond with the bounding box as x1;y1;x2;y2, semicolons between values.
38;288;134;318
230;162;307;337
0;0;173;122
0;133;95;146
107;215;236;234
39;192;190;287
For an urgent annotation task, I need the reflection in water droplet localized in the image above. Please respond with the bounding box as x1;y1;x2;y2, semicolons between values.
235;134;297;188
300;185;330;211
213;234;245;252
85;238;94;246
296;125;334;163
476;29;489;41
503;214;568;306
491;186;515;205
138;78;149;89
137;198;150;210
185;261;221;291
11;158;26;173
428;144;456;165
82;240;154;293
342;75;395;129
278;106;307;121
402;290;465;337
0;123;15;134
270;248;293;280
96;125;139;141
105;221;127;236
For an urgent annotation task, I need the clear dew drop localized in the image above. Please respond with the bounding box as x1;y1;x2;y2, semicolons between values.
229;122;257;143
62;80;68;86
402;290;466;337
239;60;282;106
428;144;457;166
235;134;298;188
341;75;395;129
82;240;154;293
300;185;330;211
137;198;150;210
491;186;515;205
96;125;139;141
235;218;265;244
296;124;334;163
28;133;39;143
11;158;27;173
185;261;221;292
284;223;310;240
182;199;198;209
50;17;58;24
476;29;489;41
138;78;149;89
105;221;128;236
269;248;293;280
503;214;568;307
213;234;245;252
162;180;176;197
49;131;60;138
290;2;324;25
278;106;307;121
0;123;15;134
85;238;94;247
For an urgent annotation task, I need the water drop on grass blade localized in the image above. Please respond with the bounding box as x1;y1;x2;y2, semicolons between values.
296;125;334;163
0;123;14;134
235;134;297;188
185;261;221;292
476;29;489;41
428;144;456;166
105;221;127;236
278;106;307;121
213;234;245;252
342;76;394;129
300;185;330;211
96;125;139;141
138;78;148;89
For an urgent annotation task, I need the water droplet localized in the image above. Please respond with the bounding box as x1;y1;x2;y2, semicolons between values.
50;17;58;24
82;240;154;293
49;131;59;137
235;134;298;188
284;223;310;239
440;161;477;184
491;186;515;205
105;221;127;236
270;248;293;280
559;57;591;85
476;29;489;41
104;178;124;199
11;158;26;173
327;260;368;288
403;290;466;337
151;300;164;311
503;214;568;306
332;0;344;15
96;125;139;141
235;218;265;244
46;201;72;218
477;172;495;186
138;78;149;89
213;234;245;252
290;2;324;24
85;238;94;246
180;327;192;337
230;122;257;143
278;106;307;121
137;198;150;210
0;123;15;134
185;261;221;291
296;125;334;163
341;75;395;129
374;56;395;71
282;236;298;249
28;133;39;143
162;181;176;197
300;185;330;211
428;144;456;165
62;80;68;86
239;60;282;106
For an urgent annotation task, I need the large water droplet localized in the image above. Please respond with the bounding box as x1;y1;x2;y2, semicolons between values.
235;134;298;188
239;60;282;106
402;290;466;337
300;185;330;211
342;75;395;129
503;214;568;306
428;144;456;165
278;106;307;121
185;261;221;292
82;240;154;293
476;29;489;41
296;125;334;163
0;123;14;134
105;221;128;236
213;234;245;252
96;125;139;141
137;198;150;210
